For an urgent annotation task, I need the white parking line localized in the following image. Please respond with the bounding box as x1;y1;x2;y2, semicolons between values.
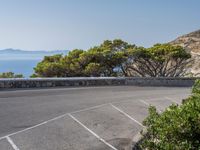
6;136;20;150
0;103;109;141
70;103;108;114
68;114;118;150
139;99;149;106
0;100;144;141
0;96;172;142
139;99;162;113
110;104;144;127
165;96;179;104
0;113;69;141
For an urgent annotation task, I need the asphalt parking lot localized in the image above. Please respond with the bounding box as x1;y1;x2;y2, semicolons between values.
0;86;191;150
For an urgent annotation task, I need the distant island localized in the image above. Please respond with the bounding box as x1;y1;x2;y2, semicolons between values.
0;48;68;54
0;48;69;60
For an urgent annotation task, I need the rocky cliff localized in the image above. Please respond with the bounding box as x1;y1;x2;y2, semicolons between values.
170;29;200;54
170;29;200;76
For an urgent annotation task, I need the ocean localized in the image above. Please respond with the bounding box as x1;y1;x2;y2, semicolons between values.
0;49;69;78
0;59;41;77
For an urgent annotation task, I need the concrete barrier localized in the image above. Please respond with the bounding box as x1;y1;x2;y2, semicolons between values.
0;77;198;89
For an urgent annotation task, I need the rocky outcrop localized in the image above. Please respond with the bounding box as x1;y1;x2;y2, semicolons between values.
170;29;200;53
170;29;200;76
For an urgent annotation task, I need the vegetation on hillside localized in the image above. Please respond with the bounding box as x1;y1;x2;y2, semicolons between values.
138;80;200;150
0;72;24;78
32;39;191;77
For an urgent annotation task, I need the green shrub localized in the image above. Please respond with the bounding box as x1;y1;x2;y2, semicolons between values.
192;79;200;95
0;72;24;78
139;80;200;150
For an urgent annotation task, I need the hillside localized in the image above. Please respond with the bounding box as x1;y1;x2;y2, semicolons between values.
170;29;200;54
170;29;200;76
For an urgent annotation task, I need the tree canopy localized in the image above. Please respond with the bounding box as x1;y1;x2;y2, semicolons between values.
32;40;191;77
0;72;24;78
125;44;191;77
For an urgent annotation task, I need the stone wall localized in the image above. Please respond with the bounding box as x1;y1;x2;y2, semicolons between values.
0;77;198;89
125;77;197;87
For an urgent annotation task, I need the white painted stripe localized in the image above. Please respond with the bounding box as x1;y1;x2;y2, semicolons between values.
140;99;163;113
0;113;69;141
70;103;107;114
110;104;144;127
139;100;150;106
68;114;117;150
165;97;179;104
0;96;172;141
0;103;109;141
6;136;20;150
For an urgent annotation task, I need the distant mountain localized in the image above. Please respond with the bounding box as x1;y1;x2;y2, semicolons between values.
0;49;69;60
170;29;200;76
0;48;69;55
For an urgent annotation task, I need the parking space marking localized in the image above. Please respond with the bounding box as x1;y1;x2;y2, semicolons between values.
6;136;20;150
139;99;163;113
0;98;153;141
0;103;110;141
110;104;144;127
165;96;179;104
0;94;182;142
70;103;108;114
139;99;149;106
68;114;118;150
0;113;70;141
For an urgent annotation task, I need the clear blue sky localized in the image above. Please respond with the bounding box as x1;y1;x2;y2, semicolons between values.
0;0;199;51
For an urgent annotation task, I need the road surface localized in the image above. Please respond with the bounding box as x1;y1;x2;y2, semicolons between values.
0;86;191;150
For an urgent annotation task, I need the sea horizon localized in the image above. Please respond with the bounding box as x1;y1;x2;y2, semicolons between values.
0;59;41;78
